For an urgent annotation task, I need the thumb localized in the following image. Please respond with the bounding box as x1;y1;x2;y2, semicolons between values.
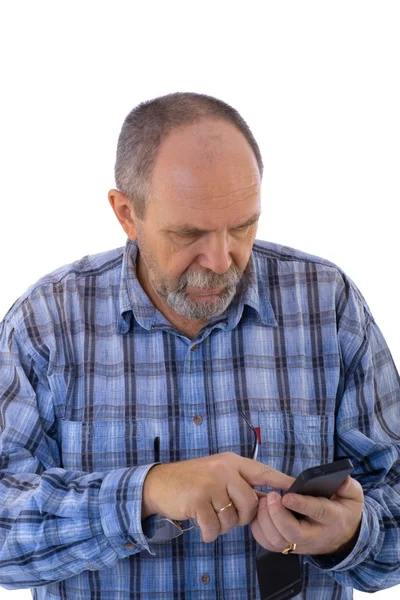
338;475;351;492
334;476;364;502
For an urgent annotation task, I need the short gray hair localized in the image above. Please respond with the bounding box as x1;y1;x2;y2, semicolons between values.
114;91;264;219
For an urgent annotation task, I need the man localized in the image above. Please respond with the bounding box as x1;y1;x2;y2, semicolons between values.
0;92;399;599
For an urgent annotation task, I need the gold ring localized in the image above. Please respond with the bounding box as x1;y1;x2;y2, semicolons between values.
216;501;233;514
282;542;297;554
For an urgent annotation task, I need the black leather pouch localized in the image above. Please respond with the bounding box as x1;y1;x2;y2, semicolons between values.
256;549;303;600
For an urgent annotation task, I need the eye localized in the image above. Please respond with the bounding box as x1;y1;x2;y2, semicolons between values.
176;231;200;238
171;231;201;244
232;225;251;235
232;218;259;235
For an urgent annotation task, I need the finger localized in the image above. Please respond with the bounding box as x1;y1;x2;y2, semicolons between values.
266;492;309;544
282;477;364;524
226;479;259;526
213;498;239;535
333;476;364;502
254;490;269;500
196;503;222;543
252;495;291;552
282;491;339;525
237;457;296;491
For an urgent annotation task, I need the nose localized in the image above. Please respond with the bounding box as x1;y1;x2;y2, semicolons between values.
197;232;232;274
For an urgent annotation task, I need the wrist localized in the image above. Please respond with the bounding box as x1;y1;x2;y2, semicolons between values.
320;520;362;561
142;464;162;520
332;521;361;558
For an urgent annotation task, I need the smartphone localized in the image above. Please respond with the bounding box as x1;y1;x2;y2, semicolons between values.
284;458;354;519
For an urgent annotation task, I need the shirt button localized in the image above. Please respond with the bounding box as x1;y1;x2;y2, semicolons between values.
191;344;199;351
125;543;137;550
193;415;203;425
200;574;210;584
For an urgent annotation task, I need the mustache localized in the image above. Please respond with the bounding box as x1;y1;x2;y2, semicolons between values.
177;264;242;291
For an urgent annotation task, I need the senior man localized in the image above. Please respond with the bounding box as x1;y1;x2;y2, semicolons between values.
0;92;399;599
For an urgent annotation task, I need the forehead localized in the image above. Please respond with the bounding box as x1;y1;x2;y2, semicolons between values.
148;118;261;227
150;176;261;231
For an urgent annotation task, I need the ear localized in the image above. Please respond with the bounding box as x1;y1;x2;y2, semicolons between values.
108;189;138;240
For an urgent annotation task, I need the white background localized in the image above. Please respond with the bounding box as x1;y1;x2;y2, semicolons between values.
0;1;399;598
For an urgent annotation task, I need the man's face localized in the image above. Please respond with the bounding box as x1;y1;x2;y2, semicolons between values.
134;118;261;320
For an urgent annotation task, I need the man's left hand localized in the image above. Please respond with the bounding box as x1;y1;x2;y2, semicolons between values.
251;475;364;556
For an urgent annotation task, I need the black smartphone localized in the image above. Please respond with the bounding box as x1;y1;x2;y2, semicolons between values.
284;458;354;519
256;458;354;600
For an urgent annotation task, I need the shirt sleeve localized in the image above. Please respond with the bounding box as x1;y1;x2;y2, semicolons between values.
0;316;156;591
304;273;400;593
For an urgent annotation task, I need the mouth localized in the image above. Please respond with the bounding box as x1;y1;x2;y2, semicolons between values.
187;286;225;298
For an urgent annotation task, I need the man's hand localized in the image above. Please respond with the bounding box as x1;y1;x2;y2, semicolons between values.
251;475;364;556
142;453;294;543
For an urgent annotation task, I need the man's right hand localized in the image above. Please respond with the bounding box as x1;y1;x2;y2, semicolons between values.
141;452;295;543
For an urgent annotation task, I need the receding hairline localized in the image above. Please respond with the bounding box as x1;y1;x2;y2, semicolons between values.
153;115;259;162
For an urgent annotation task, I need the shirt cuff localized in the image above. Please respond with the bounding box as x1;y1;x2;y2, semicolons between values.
99;463;159;558
304;502;376;571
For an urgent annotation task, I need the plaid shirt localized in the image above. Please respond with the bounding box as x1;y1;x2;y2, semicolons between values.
0;238;399;599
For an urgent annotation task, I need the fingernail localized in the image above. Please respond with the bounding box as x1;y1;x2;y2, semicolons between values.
267;492;279;505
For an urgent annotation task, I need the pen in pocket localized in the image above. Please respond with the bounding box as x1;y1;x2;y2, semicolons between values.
154;436;160;462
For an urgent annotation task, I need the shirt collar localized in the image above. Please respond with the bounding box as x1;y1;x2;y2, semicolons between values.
117;238;278;335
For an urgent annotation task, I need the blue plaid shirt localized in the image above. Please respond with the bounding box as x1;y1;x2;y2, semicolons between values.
0;238;399;599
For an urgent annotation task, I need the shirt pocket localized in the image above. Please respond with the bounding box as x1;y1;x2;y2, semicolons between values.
257;411;335;486
58;418;146;473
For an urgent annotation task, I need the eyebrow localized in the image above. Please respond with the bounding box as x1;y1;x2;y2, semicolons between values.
165;212;261;235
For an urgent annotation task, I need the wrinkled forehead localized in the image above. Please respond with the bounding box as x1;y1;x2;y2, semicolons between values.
149;176;261;231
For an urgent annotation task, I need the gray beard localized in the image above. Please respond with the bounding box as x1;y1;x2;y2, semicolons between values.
157;263;243;319
165;283;238;319
136;239;243;320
